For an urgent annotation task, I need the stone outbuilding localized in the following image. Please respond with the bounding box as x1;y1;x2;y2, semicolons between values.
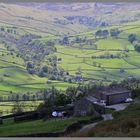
91;86;132;105
73;98;95;117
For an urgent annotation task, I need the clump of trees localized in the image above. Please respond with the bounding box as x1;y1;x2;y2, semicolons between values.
110;28;121;38
26;62;35;74
16;34;64;79
38;84;92;111
95;28;121;39
12;101;25;115
134;44;140;53
59;35;69;45
128;34;137;44
128;34;140;53
95;30;109;38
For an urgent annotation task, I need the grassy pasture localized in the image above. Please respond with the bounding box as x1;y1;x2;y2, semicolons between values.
0;101;43;116
0;20;140;95
54;33;140;82
0;116;90;136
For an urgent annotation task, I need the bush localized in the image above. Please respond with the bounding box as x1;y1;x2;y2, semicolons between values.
134;44;140;53
54;94;71;106
27;62;34;69
128;34;136;44
49;75;57;80
120;119;137;133
42;66;48;73
28;69;35;74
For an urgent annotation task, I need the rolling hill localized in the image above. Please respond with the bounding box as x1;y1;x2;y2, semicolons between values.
0;2;140;97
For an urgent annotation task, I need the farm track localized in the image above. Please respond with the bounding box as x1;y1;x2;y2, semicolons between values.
79;114;113;133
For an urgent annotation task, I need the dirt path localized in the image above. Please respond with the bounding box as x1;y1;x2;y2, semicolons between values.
79;102;131;133
79;114;113;133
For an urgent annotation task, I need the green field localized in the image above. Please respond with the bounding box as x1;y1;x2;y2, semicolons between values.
0;101;43;116
0;21;140;95
0;14;140;115
0;42;77;95
53;26;140;82
0;116;90;136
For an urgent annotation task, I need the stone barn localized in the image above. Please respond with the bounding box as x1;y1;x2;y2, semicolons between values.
73;98;95;117
91;86;132;105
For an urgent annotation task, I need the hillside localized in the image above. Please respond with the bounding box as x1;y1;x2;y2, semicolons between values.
0;2;140;137
0;2;140;95
1;2;140;35
0;2;139;113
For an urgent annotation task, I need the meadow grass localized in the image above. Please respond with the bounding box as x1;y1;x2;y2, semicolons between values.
0;116;90;136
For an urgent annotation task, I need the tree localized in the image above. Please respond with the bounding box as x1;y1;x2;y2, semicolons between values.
1;27;4;32
42;66;48;73
49;75;57;80
83;58;85;63
134;44;140;53
26;62;35;74
100;22;108;27
22;94;29;101
128;34;136;44
93;61;97;67
12;101;24;115
95;30;109;38
110;28;121;38
54;94;71;106
28;69;35;74
102;30;109;38
66;84;82;102
15;94;20;102
95;30;102;37
60;36;69;45
120;68;125;73
26;62;34;69
46;41;54;47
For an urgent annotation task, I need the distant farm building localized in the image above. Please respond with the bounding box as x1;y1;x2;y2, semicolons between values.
90;86;132;105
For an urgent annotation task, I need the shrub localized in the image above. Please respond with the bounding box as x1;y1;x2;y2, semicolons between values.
134;44;140;53
120;119;137;133
42;66;48;73
128;34;137;44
